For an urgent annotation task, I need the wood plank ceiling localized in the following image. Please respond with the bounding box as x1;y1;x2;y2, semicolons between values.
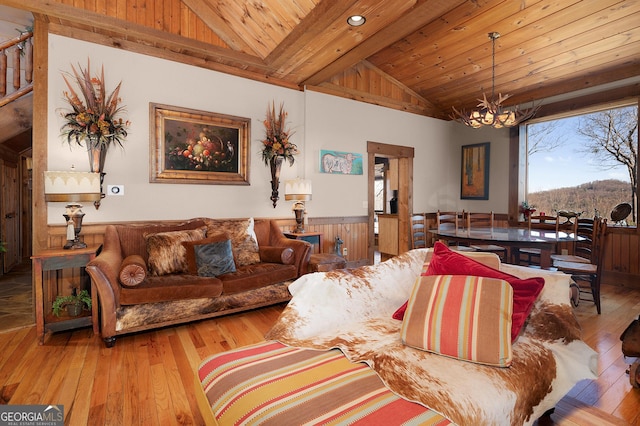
2;0;640;122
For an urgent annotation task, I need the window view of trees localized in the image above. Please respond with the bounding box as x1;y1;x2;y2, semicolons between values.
525;104;638;226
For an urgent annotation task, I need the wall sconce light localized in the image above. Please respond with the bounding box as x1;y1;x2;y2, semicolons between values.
44;171;101;249
285;178;312;233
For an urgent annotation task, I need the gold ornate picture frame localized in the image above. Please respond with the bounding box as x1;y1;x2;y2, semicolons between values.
150;103;250;185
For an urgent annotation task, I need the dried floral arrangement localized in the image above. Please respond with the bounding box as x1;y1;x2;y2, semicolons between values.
260;101;297;165
60;59;129;151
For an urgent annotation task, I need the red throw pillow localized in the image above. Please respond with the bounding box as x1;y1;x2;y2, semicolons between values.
394;241;545;342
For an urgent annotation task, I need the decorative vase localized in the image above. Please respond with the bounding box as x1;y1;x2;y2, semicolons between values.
270;155;284;208
87;138;107;209
88;144;107;173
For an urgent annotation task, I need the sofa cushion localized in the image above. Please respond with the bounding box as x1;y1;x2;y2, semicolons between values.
145;227;207;276
119;255;147;287
218;263;297;294
183;233;231;275
115;218;206;262
119;274;223;305
205;218;260;266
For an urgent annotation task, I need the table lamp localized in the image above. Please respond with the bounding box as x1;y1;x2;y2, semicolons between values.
44;171;101;249
284;178;312;233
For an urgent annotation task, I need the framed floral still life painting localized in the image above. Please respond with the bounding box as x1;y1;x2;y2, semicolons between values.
150;103;250;185
461;142;490;200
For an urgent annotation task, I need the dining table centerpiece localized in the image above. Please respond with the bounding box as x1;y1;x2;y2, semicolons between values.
519;201;536;220
261;101;298;207
60;59;130;176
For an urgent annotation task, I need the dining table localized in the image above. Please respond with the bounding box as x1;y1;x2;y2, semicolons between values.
429;227;583;269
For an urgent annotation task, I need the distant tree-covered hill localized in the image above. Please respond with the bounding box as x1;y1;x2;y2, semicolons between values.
527;179;634;223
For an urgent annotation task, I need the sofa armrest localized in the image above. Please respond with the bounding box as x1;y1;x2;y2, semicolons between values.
259;246;295;264
85;226;124;340
265;221;311;277
274;237;311;277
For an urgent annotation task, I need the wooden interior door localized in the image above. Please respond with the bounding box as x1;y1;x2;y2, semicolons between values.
1;160;20;273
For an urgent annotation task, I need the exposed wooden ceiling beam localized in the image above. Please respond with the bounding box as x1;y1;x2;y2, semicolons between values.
265;0;359;72
181;0;257;55
301;0;466;86
48;22;300;91
2;0;270;72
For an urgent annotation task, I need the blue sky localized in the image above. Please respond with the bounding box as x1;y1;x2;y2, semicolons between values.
527;115;630;193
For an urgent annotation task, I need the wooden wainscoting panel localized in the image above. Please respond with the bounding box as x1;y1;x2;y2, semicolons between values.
47;216;371;266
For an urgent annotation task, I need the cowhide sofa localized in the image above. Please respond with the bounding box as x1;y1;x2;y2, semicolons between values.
86;217;311;347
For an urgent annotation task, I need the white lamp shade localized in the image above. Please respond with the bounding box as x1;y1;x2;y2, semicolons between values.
44;171;102;202
284;179;312;201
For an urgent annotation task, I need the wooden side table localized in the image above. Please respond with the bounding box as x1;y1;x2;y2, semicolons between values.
32;245;100;344
284;231;323;254
308;253;347;273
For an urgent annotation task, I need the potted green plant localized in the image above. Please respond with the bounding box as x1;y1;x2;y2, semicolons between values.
52;288;92;317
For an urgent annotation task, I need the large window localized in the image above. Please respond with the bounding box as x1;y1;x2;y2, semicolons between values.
525;104;638;226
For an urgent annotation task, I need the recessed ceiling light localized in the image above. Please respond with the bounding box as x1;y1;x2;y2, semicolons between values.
347;15;366;27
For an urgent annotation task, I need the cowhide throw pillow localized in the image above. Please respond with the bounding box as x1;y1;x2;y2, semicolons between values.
206;218;260;266
401;274;513;367
145;226;207;276
119;254;147;287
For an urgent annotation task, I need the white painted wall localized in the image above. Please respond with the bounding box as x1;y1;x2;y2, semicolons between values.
46;34;509;225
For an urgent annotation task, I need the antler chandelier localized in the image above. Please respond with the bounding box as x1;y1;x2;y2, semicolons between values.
452;32;539;129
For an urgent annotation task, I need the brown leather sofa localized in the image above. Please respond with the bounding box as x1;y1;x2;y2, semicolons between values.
86;218;311;347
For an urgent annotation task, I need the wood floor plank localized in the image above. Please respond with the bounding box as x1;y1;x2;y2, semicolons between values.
0;327;30;373
5;332;69;404
134;333;160;426
122;337;141;425
150;331;178;424
105;338;126;426
41;328;91;406
86;342;113;424
0;326;36;387
66;332;101;425
175;327;208;425
168;333;202;425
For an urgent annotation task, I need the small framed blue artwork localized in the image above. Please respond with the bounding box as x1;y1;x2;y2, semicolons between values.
319;150;363;175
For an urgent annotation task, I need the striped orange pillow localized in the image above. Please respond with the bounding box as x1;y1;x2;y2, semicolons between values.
401;275;513;367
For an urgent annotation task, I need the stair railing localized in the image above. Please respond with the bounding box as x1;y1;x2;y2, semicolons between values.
0;31;33;108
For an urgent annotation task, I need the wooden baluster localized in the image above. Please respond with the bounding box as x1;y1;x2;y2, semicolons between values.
25;38;33;84
0;50;6;97
13;46;21;91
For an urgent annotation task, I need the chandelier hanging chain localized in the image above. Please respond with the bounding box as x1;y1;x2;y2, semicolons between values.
450;31;539;128
490;32;497;101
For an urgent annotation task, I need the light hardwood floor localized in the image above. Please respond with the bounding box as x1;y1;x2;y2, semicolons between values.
1;283;639;425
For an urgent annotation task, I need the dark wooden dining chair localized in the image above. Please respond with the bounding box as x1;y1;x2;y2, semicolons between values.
436;210;459;232
410;213;427;249
553;217;607;314
551;218;596;264
436;210;472;251
464;211;507;260
515;213;561;266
